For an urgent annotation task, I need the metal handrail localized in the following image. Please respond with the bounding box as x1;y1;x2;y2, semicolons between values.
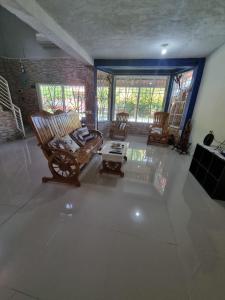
0;75;25;137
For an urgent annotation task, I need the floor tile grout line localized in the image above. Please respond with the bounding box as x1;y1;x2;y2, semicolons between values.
0;204;20;208
0;196;36;228
8;290;16;299
163;186;192;296
11;288;39;299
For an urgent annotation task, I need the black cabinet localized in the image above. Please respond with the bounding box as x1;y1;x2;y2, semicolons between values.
189;144;225;200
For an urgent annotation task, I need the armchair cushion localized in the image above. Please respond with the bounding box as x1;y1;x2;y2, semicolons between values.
119;122;127;130
151;127;162;134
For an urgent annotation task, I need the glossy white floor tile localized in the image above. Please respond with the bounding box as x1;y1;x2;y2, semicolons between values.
0;136;225;300
0;286;15;299
0;205;18;226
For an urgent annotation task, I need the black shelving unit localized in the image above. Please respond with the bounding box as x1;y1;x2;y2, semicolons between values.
189;144;225;200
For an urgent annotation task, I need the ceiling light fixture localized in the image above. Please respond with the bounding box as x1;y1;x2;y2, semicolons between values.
135;211;140;217
161;43;168;55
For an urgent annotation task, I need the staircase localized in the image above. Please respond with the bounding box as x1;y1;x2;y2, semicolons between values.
0;75;25;138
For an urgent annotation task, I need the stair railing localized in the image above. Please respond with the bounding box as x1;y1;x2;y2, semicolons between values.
0;75;25;137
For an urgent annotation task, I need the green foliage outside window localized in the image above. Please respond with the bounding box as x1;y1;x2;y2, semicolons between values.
97;85;109;121
114;84;166;122
39;84;85;117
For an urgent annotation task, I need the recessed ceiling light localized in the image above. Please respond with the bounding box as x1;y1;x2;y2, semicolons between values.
135;211;140;217
161;48;167;55
161;43;168;55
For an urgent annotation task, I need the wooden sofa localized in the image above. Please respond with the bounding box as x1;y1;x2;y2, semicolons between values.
30;111;103;187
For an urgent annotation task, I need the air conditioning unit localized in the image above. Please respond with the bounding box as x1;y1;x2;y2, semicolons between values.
36;33;59;48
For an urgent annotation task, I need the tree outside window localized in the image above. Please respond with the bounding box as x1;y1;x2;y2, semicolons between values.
114;76;168;123
39;84;86;118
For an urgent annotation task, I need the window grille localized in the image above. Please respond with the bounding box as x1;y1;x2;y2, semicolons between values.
38;84;86;118
114;76;168;123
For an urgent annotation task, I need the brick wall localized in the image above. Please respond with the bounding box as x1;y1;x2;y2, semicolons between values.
0;57;95;127
0;108;19;143
0;57;151;137
128;122;149;135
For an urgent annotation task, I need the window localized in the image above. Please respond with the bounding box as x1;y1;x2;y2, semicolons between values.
168;70;194;128
114;76;168;123
38;84;86;118
171;70;193;97
97;72;111;121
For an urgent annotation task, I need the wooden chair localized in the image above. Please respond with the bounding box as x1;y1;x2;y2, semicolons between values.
147;112;169;145
109;112;129;140
30;111;103;187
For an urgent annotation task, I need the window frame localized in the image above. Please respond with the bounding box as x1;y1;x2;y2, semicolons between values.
112;75;169;123
37;83;86;117
96;79;110;122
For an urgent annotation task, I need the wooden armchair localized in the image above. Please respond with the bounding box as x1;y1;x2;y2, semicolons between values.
109;112;129;140
147;112;169;145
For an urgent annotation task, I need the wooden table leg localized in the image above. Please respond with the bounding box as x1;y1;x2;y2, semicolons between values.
100;160;124;177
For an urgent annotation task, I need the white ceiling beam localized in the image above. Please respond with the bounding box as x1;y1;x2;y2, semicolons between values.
0;0;93;65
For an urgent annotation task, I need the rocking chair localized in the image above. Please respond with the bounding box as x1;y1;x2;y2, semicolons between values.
147;112;169;145
109;112;129;140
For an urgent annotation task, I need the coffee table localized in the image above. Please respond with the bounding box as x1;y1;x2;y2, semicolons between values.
99;141;129;177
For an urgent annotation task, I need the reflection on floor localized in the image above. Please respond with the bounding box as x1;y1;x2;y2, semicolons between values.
0;135;225;300
126;147;168;194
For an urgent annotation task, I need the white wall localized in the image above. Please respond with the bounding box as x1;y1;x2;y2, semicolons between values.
191;43;225;147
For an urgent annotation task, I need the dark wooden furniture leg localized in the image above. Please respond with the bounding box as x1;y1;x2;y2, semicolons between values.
100;160;124;177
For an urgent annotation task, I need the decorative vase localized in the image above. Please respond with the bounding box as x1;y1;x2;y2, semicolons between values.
203;131;214;146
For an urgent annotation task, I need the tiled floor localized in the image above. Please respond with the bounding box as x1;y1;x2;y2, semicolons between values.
0;135;225;300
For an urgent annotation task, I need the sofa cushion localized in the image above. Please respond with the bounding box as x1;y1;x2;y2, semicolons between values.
48;136;64;150
49;134;80;153
83;133;95;142
77;126;90;138
60;135;80;152
70;130;85;146
77;126;97;143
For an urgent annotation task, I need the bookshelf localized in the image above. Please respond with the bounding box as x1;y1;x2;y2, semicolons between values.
190;144;225;200
168;70;193;140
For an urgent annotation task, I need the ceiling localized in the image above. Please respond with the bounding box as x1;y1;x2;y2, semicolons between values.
1;0;225;64
35;0;225;59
